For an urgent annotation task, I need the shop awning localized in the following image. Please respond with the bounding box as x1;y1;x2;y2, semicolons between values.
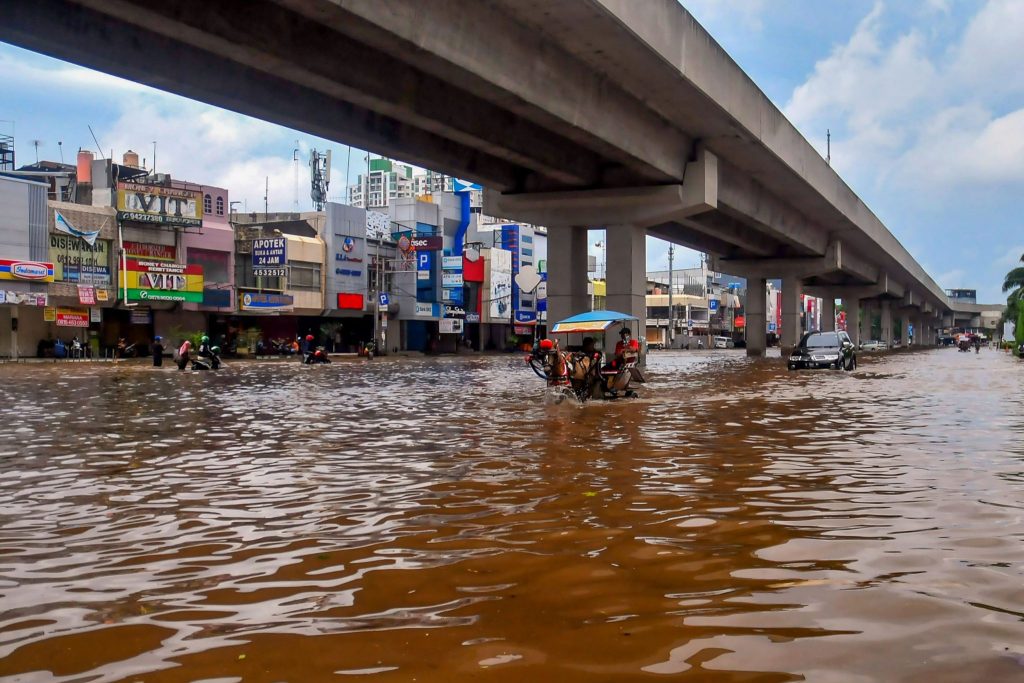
550;309;636;334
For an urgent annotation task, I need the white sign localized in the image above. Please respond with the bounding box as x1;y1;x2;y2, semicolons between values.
514;264;541;294
90;307;102;323
442;256;462;270
535;281;547;300
415;302;435;317
417;270;430;281
439;318;464;334
442;271;463;287
366;211;390;240
489;248;512;319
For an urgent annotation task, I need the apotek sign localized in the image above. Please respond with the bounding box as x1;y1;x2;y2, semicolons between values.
252;238;287;266
121;259;204;302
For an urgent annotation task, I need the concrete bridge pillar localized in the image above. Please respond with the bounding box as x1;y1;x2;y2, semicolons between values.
546;226;590;326
605;225;647;325
781;278;803;353
844;299;861;347
862;300;876;342
820;296;836;332
894;312;906;347
880;300;893;348
745;277;767;357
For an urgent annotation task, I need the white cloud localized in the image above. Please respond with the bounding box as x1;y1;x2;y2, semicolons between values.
0;50;146;94
682;0;767;33
785;0;1024;191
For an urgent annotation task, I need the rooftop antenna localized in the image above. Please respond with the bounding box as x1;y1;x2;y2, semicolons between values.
292;140;300;211
31;139;42;163
264;176;269;216
826;129;831;166
57;141;64;164
152;140;157;175
309;148;331;211
87;125;104;158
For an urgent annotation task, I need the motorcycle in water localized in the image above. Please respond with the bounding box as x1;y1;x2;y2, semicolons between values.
304;346;331;364
191;346;222;371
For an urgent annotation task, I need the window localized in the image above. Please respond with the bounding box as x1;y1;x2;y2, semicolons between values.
288;260;321;290
521;235;533;244
216;196;224;215
203;194;212;214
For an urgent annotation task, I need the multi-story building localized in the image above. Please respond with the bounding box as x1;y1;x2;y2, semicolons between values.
348;158;415;209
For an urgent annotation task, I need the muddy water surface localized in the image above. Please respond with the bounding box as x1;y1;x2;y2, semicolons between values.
1;349;1023;682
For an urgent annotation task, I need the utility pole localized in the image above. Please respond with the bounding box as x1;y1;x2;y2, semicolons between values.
667;244;674;348
264;176;269;216
826;129;831;166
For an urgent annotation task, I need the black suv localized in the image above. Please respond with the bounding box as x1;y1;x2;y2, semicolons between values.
788;331;857;371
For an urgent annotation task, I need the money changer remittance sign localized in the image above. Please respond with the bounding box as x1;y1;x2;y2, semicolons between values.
121;259;204;302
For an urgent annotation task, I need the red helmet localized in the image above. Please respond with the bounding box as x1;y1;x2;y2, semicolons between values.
539;339;554;350
305;334;314;342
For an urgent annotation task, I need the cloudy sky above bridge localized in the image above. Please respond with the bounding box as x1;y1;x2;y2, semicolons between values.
2;0;1021;303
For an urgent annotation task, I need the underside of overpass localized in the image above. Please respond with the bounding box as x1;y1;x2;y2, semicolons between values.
0;0;959;354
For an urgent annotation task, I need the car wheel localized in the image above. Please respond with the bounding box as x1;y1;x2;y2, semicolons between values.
787;363;796;371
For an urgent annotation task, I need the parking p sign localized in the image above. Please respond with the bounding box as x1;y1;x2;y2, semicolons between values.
378;292;390;307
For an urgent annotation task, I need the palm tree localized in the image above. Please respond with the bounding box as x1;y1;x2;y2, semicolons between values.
1004;253;1024;348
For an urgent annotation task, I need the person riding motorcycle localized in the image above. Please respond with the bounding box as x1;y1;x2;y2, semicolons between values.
193;335;221;370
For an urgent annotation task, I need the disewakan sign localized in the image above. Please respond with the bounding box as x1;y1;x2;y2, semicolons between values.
116;182;202;227
120;259;204;302
49;235;111;284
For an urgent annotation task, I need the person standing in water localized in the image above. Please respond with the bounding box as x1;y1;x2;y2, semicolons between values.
152;336;164;367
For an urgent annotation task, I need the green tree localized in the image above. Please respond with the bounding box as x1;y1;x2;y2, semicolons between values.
1004;252;1024;350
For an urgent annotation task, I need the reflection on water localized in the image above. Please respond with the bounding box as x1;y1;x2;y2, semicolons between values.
1;349;1023;682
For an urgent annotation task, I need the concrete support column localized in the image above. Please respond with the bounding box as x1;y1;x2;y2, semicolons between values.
547;226;590;325
745;277;767;357
914;316;924;346
820;296;836;332
880;300;893;348
605;225;647;325
862;300;876;342
844;299;861;347
894;313;906;347
781;277;803;353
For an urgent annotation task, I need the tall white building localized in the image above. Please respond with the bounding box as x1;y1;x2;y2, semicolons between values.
348;158;415;209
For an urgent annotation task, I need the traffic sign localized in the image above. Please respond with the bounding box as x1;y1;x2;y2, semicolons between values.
709;299;719;311
378;292;390;307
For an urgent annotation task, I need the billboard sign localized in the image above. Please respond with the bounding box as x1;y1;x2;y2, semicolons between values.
489;248;512;319
444;305;466;318
439;318;464;334
116;182;202;227
77;285;96;306
49;235;111;284
252;238;287;267
442;256;462;270
121;259;204;302
442;271;463;287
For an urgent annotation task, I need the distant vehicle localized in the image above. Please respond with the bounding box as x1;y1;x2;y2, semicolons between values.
860;340;888;352
788;331;857;371
713;335;734;349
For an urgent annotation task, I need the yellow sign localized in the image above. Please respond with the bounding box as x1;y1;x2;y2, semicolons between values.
43;307;56;322
49;235;111;284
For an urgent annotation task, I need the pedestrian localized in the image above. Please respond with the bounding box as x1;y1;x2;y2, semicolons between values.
152;336;164;367
116;337;127;360
177;339;191;371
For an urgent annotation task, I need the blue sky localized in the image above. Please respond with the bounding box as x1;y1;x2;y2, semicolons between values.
2;0;1021;303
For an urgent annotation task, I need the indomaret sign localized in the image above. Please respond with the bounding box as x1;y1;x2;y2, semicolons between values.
116;182;203;228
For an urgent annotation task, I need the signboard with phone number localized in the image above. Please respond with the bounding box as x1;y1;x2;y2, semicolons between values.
254;267;287;277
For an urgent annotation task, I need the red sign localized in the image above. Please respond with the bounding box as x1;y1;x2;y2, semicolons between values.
56;307;89;327
336;293;365;310
734;315;746;329
77;285;96;305
410;236;443;251
124;241;176;260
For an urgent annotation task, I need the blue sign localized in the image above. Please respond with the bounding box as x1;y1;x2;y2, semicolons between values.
768;322;777;332
251;237;287;267
443;287;464;305
240;291;294;311
202;288;232;308
453;179;482;193
515;310;537;324
378;292;390;307
709;299;719;312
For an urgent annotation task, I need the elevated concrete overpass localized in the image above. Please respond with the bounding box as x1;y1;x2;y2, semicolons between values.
1;0;957;352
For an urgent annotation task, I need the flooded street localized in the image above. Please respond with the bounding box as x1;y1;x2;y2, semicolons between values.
1;349;1022;682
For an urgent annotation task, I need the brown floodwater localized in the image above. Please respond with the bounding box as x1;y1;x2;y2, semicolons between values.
1;348;1022;682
